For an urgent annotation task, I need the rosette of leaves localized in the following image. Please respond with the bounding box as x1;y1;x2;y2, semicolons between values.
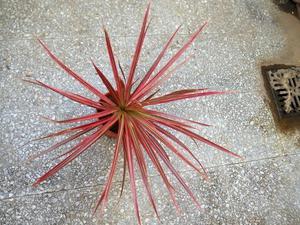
27;3;240;224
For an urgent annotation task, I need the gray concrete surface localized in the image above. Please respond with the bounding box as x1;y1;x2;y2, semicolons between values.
1;0;300;224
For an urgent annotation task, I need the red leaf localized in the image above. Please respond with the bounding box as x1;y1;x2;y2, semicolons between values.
132;22;207;101
38;39;114;105
33;116;118;186
125;3;151;98
95;115;125;211
131;26;181;101
24;79;103;109
123;121;141;224
145;109;210;127
28;127;95;161
48;109;117;124
154;118;241;159
91;60;120;103
143;90;225;106
103;29;123;97
127;116;160;218
34;117;112;141
133;122;180;212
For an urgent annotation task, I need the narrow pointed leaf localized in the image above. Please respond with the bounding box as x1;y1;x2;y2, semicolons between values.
24;79;103;109
132;26;181;100
33;116;118;186
50;109;117;124
91;60;120;102
126;3;150;96
38;39;114;105
103;29;122;94
133;22;207;101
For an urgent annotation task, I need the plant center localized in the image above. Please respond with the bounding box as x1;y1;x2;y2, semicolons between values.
97;92;119;137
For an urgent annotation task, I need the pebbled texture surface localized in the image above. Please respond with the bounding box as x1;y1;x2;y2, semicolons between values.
1;0;299;224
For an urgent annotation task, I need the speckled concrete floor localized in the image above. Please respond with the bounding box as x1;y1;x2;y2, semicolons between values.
1;0;300;224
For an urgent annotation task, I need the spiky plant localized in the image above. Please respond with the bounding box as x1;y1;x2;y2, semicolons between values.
27;4;241;224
